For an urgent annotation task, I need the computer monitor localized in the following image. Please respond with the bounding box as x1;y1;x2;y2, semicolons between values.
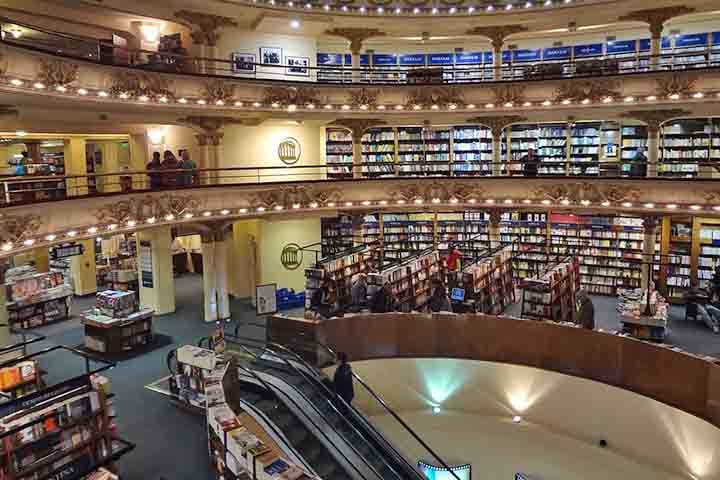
451;287;465;302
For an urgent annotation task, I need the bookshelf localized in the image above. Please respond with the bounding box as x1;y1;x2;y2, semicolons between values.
658;217;693;301
617;289;668;341
325;128;353;179
660;118;712;178
362;127;396;177
169;345;218;412
304;246;376;310
499;211;548;280
461;245;515;314
397;126;424;176
520;256;581;322
452;125;493;175
371;250;441;311
696;217;720;291
81;291;154;354
621;125;648;175
321;215;355;257
381;212;435;263
6;272;73;329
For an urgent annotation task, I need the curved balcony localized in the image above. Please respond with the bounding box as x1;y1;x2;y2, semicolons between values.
1;164;720;260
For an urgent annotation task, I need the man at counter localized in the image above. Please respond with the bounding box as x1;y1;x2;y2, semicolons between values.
369;281;396;313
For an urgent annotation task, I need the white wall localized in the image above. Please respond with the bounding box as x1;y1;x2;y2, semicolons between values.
336;358;720;480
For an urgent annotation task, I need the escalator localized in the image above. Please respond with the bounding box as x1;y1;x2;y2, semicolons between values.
225;336;460;480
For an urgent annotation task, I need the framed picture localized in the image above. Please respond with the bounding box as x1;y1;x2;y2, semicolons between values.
259;47;282;65
286;55;309;76
231;52;256;73
256;283;278;316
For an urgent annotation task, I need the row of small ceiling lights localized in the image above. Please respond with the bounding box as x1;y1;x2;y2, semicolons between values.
262;0;574;15
6;78;715;111
1;199;715;252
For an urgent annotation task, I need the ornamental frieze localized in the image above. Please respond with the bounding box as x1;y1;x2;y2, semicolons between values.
37;59;78;88
390;182;485;203
248;186;342;209
0;214;41;244
492;85;526;106
554;80;620;103
532;183;641;204
655;73;697;98
204;80;235;104
108;71;174;100
94;194;200;224
262;86;322;106
347;88;380;108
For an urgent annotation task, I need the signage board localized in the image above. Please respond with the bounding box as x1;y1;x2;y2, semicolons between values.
256;283;278;316
139;240;153;288
50;242;85;260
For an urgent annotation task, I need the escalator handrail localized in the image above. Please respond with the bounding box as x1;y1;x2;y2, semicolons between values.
231;343;381;480
280;337;463;480
267;342;425;480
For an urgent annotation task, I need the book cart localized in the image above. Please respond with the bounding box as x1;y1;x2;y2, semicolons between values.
0;345;134;479
520;256;581;322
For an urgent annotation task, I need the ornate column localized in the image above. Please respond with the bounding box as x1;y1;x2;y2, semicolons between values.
620;7;694;69
330;119;386;178
175;10;238;74
488;209;503;249
466;25;527;80
136;226;176;314
325;28;385;83
200;223;233;323
641;216;660;290
468;116;525;176
621;109;689;177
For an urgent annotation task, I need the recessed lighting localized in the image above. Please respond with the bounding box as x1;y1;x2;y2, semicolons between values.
395;6;402;13
621;202;633;208
601;201;610;207
560;199;570;205
33;82;45;89
432;406;441;414
485;103;495;109
581;98;590;105
23;239;35;246
216;100;225;106
88;227;98;234
253;101;261;107
359;6;366;12
1;243;12;252
541;199;551;205
45;234;57;241
178;98;188;104
397;199;406;204
581;200;591;206
413;104;422;110
431;7;438;13
449;6;456;13
307;103;315;109
431;104;439;110
183;213;194;219
274;205;284;211
345;201;353;207
127;220;137;227
448;103;457;110
542;100;552;106
362;200;372;206
379;200;388;205
431;197;441;204
257;206;266;212
544;0;551;5
624;96;635;102
643;203;655;208
692;92;704;99
327;202;336;207
164;214;175;221
10;79;23;86
140;95;150;102
525;1;532;7
66;230;77;237
486;4;494;11
378;105;386;110
146;217;157;224
713;206;720;212
221;209;230;215
290;19;301;28
505;3;513;10
56;85;67;92
306;2;311;7
325;4;331;10
293;203;302;209
309;202;319;208
512;415;522;423
324;104;333;109
666;204;677;209
522;101;532;107
468;198;477;204
646;95;657;101
359;104;368;110
668;93;680;100
504;199;513;204
234;101;243;107
119;93;129;99
342;104;350;110
450;198;459;204
602;96;613;103
77;88;88;95
523;199;532;204
341;5;347;11
468;6;475;12
413;7;420;13
561;99;572;105
287;104;297;112
203;211;212;217
504;101;514;108
197;99;207;105
414;198;424;204
377;6;384;13
466;104;476;109
395;104;404;110
485;199;495;204
690;205;702;210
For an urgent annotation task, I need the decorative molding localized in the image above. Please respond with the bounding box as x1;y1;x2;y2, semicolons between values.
249;186;342;209
324;28;386;54
532;183;641;204
405;86;463;107
619;7;695;38
492;85;526;106
642;216;660;231
0;214;41;244
174;10;238;46
330;118;386;142
465;25;528;50
108;71;174;100
390;181;485;203
620;109;691;132
347;88;380;108
94;194;200;225
655;73;697;98
262;86;321;106
0;105;19;117
433;86;464;106
204;80;235;104
466;116;526;137
405;87;436;107
178;116;257;145
554;80;620;103
37;59;78;87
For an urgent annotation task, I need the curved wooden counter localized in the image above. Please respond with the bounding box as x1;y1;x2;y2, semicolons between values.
269;313;720;428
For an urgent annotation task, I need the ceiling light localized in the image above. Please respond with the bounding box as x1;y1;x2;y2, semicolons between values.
359;6;366;12
466;104;476;109
432;406;441;414
119;92;129;99
468;6;475;12
504;102;514;108
239;208;248;213
274;205;284;211
362;200;372;206
505;3;513;10
601;201;610;207
15;130;26;137
221;209;230;215
341;5;347;10
561;99;571;105
306;103;315;109
23;239;35;246
290;19;301;28
621;202;632;208
504;199;513;204
165;214;175;221
485;199;495;204
643;203;655;208
692;92;704;99
66;230;77;237
450;198;458;204
449;6;456;13
178;98;188;104
395;7;401;13
523;199;532;204
293;203;302;209
581;98;590;105
56;85;67;92
414;198;423;204
325;4;331;10
159;96;168;103
522;101;532;107
306;2;311;7
379;200;388;205
140;95;151;102
581;200;590;206
468;198;477;204
525;1;532;7
541;199;551;205
448;103;457;110
342;104;350;110
377;6;384;13
359;104;368;110
397;199;406;204
216;100;225;106
512;415;522;423
431;104;439;110
310;202;319;208
646;95;657;101
77;88;88;95
542;100;552;106
486;4;494;11
88;227;98;234
197;99;207;105
431;7;438;13
10;79;23;86
395;104;404;110
108;224;118;230
413;7;420;13
146;217;157;224
666;204;677;209
345;201;353;206
690;205;701;210
253;101;261;107
564;0;571;3
127;220;137;227
714;206;720;212
624;96;635;102
544;0;551;5
257;206;266;212
45;234;57;241
485;103;495;108
378;105;386;110
203;211;212;217
1;243;12;252
560;199;570;205
183;213;194;219
33;82;45;89
287;104;297;111
431;197;441;204
602;96;613;103
668;93;680;100
324;104;333;109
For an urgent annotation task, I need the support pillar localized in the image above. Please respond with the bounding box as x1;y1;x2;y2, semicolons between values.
129;133;149;190
201;226;232;323
136;226;176;314
64;137;88;197
33;247;49;273
647;125;659;177
493;46;502;81
474;117;526;176
96;142;120;193
195;132;223;185
351;51;361;83
174;10;238;75
465;25;527;81
641;216;659;290
329;119;387;179
488;209;502;249
324;28;386;84
70;239;97;295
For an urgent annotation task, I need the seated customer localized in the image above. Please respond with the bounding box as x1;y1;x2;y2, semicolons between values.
369;281;396;313
428;285;452;313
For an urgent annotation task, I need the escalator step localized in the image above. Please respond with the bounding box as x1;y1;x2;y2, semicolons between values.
286;427;309;445
254;400;278;412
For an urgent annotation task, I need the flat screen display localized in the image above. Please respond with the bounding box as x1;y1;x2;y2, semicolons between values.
451;288;465;301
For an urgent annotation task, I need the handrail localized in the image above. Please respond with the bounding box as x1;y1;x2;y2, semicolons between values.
269;336;462;480
229;340;384;480
2;15;720;85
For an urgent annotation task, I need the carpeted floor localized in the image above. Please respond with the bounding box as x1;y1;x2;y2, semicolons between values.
24;274;720;480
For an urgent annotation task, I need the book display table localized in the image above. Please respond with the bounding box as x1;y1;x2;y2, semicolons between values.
81;291;154;354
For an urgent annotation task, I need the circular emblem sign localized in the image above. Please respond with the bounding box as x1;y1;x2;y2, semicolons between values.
281;243;303;270
278;137;302;165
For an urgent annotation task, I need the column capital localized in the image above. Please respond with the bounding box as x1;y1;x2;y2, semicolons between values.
465;25;528;51
199;222;233;243
487;208;503;227
642;216;660;231
619;7;695;39
175;10;238;46
178;116;258;146
330;118;387;142
195;132;224;146
325;28;386;54
620;109;690;134
467;115;526;137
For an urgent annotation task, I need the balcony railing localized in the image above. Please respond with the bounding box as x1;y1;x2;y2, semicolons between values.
0;160;717;208
2;16;720;85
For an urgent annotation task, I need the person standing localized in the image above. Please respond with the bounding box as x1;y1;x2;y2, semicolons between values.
712;261;720;302
333;352;354;407
369;281;396;313
147;152;162;190
575;290;595;330
350;273;368;310
179;150;198;186
522;148;539;177
428;285;452;313
160;150;180;188
445;244;462;272
630;148;648;177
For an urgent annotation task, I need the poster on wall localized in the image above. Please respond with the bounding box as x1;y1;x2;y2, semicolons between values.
231;52;256;73
260;47;282;65
256;283;278;316
286;56;309;76
139;240;154;288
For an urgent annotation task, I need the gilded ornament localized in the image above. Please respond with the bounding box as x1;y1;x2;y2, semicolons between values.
330;119;386;142
554;80;620;103
492;85;526;106
37;59;78;87
324;28;385;53
0;214;41;244
204;80;235;104
619;7;695;38
655;74;697;98
466;25;528;49
94;194;200;224
174;10;238;46
347;88;380;108
262;86;321;106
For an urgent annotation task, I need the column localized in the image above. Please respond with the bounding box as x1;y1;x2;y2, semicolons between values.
493;45;502;81
69;239;97;295
33;247;49;273
324;29;385;84
330;119;386;179
465;26;527;81
195;131;223;185
228;220;260;300
351;50;361;83
129;133;149;190
488;209;502;249
174;10;237;74
647;124;660;177
641;216;659;290
64;137;88;196
96;142;120;193
201;227;231;323
351;130;363;178
136;226;175;314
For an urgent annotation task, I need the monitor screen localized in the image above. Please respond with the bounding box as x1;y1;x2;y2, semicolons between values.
451;288;465;301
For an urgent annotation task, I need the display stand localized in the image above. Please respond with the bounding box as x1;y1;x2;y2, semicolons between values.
0;346;134;479
169;345;217;413
6;271;73;329
461;245;516;314
81;291;154;354
617;288;668;342
520;256;580;322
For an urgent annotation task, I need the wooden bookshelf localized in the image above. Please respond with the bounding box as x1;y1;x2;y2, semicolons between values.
461;245;515;314
520;256;581;322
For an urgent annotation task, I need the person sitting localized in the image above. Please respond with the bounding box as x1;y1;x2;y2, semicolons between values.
686;286;720;334
350;273;367;310
369;281;396;313
310;279;341;319
428;285;452;313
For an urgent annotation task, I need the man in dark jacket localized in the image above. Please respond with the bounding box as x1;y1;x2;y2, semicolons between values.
369;281;396;313
333;352;354;407
575;290;595;330
522;148;539;177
